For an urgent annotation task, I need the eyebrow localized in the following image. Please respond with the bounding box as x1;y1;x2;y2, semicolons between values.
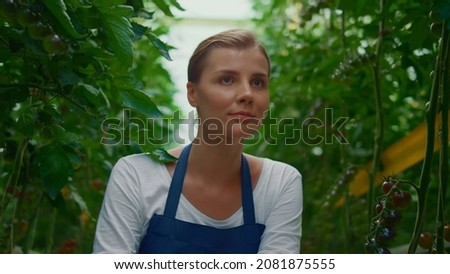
214;69;269;78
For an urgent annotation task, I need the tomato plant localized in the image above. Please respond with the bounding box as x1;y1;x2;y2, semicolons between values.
391;191;413;211
444;225;450;242
250;0;450;253
42;34;67;55
0;0;182;254
16;8;37;27
381;209;401;229
381;180;394;195
418;232;433;250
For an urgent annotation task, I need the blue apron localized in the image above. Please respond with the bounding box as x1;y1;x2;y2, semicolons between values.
138;144;265;254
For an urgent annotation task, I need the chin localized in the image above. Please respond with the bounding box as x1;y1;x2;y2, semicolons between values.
226;125;260;145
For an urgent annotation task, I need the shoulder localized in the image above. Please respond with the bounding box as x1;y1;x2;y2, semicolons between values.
257;157;302;198
261;157;302;181
106;153;172;198
112;153;166;176
245;154;302;192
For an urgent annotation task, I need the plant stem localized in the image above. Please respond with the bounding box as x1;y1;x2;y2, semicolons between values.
0;139;28;209
0;139;28;251
0;83;57;91
436;25;450;254
24;194;43;254
340;10;346;50
46;208;58;254
407;22;448;254
368;0;385;222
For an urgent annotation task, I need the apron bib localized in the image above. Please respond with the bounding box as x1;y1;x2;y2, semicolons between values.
138;144;265;254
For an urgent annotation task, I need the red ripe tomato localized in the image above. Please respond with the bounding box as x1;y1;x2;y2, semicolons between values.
418;232;433;250
375;202;383;215
444;224;450;242
381;179;396;194
90;179;103;190
392;190;412;210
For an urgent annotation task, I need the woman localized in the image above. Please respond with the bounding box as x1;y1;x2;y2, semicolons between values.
93;29;303;253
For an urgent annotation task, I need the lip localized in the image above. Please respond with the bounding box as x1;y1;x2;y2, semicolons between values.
228;111;256;118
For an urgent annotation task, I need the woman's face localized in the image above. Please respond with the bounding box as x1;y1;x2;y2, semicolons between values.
187;46;270;144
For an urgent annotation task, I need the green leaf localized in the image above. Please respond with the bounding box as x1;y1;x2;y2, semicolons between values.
93;0;126;8
149;148;177;163
136;9;154;19
68;184;94;220
46;192;67;210
42;0;84;38
64;146;83;170
77;83;111;111
33;144;74;200
100;14;134;67
169;0;185;11
113;75;137;90
50;125;79;145
131;22;148;41
17;107;38;137
79;83;100;96
60;69;81;86
121;89;163;118
127;0;145;10
148;32;172;61
109;5;134;17
38;104;62;126
153;0;174;16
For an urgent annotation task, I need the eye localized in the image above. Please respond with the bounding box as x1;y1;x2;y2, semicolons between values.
251;78;266;88
220;76;233;85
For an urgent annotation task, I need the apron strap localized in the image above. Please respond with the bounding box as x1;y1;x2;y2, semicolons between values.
163;143;192;217
241;155;256;225
163;143;256;225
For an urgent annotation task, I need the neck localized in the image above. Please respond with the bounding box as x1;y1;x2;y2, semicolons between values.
187;137;244;186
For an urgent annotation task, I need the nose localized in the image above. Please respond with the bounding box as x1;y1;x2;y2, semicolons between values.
237;82;253;104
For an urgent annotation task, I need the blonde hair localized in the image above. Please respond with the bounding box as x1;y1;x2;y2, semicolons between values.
187;29;271;83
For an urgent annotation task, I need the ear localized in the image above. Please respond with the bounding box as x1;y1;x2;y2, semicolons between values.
186;82;198;108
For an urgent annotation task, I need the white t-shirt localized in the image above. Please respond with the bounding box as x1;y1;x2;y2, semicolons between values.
93;153;303;254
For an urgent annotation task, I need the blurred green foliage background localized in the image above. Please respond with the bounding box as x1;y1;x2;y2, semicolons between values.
1;0;449;253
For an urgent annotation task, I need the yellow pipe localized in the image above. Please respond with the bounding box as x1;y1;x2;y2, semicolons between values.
336;111;447;206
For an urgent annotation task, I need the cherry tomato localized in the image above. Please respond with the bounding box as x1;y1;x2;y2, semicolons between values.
418;232;433;250
27;22;52;40
90;179;103;190
374;247;391;254
444;224;450;242
43;34;67;55
18;219;29;232
376;227;395;243
63;239;77;248
364;238;377;253
392;190;412;210
429;9;441;23
17;8;37;27
382;209;401;228
375;202;383;215
381;179;395;194
0;0;18;24
430;23;443;37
